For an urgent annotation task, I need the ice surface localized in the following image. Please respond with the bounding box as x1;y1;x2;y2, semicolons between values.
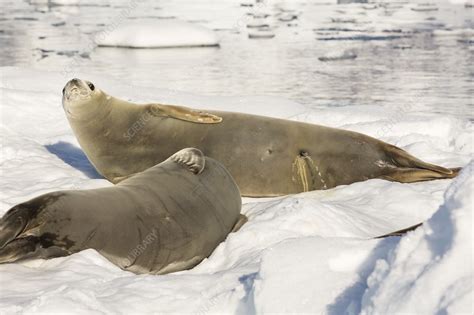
0;68;471;314
95;20;219;48
318;48;358;61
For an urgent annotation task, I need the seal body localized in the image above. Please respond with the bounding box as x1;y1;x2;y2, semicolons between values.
0;149;242;274
62;79;460;197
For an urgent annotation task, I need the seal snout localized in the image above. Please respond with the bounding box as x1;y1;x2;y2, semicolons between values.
65;78;83;91
62;78;92;104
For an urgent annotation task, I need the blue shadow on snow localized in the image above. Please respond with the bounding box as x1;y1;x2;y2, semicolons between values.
45;141;103;179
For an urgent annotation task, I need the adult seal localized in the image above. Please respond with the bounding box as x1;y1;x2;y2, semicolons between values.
0;148;245;274
62;79;460;197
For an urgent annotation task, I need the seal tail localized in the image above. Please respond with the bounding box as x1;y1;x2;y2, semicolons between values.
383;145;461;182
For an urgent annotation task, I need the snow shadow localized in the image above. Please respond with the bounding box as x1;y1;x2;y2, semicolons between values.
326;237;399;315
45;141;103;179
237;272;258;314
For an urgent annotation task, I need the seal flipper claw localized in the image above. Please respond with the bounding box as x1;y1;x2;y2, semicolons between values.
147;104;222;124
168;148;206;174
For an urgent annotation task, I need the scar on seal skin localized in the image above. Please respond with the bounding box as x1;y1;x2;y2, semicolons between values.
292;151;328;191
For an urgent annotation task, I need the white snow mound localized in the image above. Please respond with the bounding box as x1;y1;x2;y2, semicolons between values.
360;162;474;315
96;20;219;48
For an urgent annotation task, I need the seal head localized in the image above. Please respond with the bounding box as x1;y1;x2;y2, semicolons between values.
62;78;109;120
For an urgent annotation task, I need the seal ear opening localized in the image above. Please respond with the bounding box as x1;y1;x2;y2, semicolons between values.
169;148;206;175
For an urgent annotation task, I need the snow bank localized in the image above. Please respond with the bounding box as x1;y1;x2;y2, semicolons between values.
0;68;472;313
249;163;473;315
360;163;473;314
96;21;219;48
253;237;397;314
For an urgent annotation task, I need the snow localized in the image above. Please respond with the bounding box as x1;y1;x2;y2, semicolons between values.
252;237;396;314
1;0;473;311
253;162;474;315
360;163;473;315
0;67;472;314
95;20;219;48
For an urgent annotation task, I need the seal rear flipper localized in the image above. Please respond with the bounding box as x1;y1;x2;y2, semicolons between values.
168;148;206;174
380;167;459;183
0;207;29;249
387;145;458;176
0;235;69;264
0;236;39;263
147;103;223;124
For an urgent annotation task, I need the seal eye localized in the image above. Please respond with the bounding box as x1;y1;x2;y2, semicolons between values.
88;83;95;91
62;87;65;95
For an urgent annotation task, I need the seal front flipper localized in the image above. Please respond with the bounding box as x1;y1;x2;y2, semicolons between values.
168;148;206;174
113;148;206;182
147;103;223;124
